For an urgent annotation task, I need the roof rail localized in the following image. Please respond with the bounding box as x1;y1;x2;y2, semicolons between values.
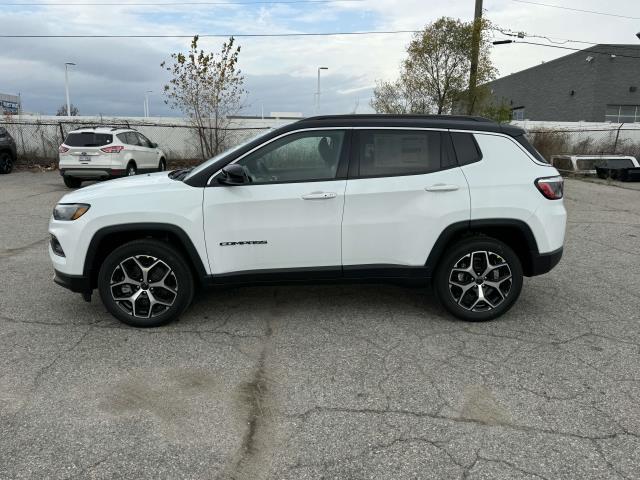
302;114;496;123
72;124;136;131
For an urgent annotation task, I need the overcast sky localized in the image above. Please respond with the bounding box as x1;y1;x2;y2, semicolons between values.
1;0;639;117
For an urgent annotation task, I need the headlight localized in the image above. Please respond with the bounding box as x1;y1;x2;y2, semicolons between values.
53;203;90;221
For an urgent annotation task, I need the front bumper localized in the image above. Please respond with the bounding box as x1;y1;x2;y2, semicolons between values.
54;269;91;293
60;168;125;180
528;247;563;276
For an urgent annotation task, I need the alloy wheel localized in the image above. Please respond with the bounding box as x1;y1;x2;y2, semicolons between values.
448;250;513;312
110;255;178;318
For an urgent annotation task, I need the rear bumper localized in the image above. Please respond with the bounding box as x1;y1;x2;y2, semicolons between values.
54;269;92;294
60;168;125;180
528;247;563;276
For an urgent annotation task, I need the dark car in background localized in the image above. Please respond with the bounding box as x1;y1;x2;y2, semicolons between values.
0;127;17;174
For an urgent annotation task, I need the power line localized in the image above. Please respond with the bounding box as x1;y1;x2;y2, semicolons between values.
512;0;640;21
499;40;640;60
493;26;640;56
0;29;420;38
0;0;364;4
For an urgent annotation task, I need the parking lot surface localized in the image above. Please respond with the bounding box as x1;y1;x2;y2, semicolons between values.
1;171;639;479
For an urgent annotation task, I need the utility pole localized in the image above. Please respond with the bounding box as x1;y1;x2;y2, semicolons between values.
467;0;483;115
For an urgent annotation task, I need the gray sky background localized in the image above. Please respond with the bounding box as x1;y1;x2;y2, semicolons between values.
1;0;639;117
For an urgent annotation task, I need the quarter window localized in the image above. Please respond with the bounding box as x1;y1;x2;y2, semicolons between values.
356;130;442;177
235;130;345;184
450;132;482;166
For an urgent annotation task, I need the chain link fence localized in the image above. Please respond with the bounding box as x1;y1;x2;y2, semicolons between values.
0;117;272;168
514;122;640;162
4;117;640;168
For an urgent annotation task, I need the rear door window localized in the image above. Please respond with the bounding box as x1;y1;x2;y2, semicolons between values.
125;132;140;146
355;130;442;177
65;132;113;147
137;133;152;148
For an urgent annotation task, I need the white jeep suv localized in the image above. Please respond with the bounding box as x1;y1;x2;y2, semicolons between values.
58;126;167;188
49;115;566;327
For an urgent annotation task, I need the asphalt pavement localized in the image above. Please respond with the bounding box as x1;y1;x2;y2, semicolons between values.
1;171;639;479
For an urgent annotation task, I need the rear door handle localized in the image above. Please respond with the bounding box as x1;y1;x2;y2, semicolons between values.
425;184;459;192
302;191;337;200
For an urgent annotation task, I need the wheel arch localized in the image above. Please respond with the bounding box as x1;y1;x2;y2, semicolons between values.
84;223;208;289
426;219;540;277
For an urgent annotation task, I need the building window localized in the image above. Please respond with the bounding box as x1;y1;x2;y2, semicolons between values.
605;105;640;123
511;107;525;121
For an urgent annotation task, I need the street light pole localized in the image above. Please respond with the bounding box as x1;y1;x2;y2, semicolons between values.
316;66;328;114
64;62;76;117
144;90;153;118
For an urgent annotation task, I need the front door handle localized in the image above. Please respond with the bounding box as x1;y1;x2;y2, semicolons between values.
302;191;337;200
425;184;459;192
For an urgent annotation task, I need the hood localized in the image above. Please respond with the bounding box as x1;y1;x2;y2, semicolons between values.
59;172;181;203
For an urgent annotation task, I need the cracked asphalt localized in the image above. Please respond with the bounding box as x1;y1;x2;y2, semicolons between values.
1;170;639;479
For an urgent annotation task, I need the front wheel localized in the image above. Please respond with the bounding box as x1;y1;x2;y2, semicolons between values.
158;158;166;172
434;237;523;322
98;239;194;327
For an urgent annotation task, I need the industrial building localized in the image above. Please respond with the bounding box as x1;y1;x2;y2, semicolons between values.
486;44;640;122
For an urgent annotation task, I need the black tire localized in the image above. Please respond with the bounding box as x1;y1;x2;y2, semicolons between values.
98;239;194;328
158;158;166;172
126;162;137;176
434;237;523;322
63;176;82;188
0;152;13;174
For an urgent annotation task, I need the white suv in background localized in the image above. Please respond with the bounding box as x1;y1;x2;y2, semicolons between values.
58;126;167;188
49;115;566;328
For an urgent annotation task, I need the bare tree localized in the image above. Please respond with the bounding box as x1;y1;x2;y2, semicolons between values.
161;35;246;159
56;104;79;116
371;17;497;115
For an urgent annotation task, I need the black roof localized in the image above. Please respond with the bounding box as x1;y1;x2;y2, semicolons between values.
291;114;524;136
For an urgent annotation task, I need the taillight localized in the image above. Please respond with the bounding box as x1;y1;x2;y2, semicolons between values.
535;176;564;200
100;145;124;153
59;145;69;153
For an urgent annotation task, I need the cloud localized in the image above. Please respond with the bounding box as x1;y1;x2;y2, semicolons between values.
1;0;639;116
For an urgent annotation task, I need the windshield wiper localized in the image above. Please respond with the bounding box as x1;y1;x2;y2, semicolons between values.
168;167;193;180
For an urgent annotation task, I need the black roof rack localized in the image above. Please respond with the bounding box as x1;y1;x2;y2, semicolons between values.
74;125;136;132
292;113;523;137
302;114;496;123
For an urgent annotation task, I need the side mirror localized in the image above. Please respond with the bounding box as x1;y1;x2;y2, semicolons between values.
218;164;249;185
150;142;158;148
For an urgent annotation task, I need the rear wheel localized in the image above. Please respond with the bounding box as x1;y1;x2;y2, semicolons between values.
0;152;13;174
127;162;137;176
434;237;523;322
98;239;194;327
63;176;82;188
158;158;166;172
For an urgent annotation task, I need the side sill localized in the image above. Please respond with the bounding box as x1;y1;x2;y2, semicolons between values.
204;265;431;288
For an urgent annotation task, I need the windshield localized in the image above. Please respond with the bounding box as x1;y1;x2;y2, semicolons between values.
183;129;273;181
